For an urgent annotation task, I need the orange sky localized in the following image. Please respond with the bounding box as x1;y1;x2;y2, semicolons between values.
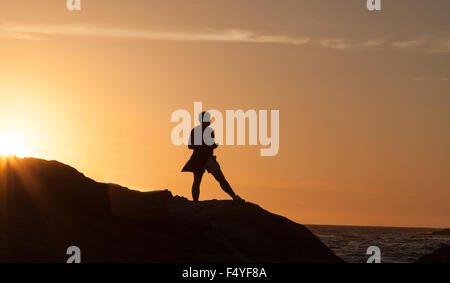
1;0;450;228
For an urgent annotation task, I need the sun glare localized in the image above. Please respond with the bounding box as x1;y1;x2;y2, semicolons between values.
0;131;29;158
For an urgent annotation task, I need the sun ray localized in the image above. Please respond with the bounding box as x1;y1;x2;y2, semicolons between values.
0;131;29;158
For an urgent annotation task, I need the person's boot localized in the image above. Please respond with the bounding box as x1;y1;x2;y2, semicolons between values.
232;195;245;204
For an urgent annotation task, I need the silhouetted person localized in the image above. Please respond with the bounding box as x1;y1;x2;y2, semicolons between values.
182;112;244;203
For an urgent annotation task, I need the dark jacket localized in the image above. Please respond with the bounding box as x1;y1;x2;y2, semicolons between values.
182;125;217;173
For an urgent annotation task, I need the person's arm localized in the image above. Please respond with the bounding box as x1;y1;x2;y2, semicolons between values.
210;131;218;150
188;130;195;150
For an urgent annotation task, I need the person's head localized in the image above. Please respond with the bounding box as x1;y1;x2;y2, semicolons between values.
199;111;211;127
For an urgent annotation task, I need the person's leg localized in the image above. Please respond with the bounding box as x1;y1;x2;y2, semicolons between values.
211;169;237;199
192;170;204;202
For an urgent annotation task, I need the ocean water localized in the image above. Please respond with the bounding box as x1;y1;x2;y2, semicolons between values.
307;225;450;263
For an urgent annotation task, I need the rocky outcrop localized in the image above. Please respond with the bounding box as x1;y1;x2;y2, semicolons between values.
0;156;342;263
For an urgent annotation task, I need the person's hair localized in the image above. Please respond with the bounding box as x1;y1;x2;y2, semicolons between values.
199;111;211;123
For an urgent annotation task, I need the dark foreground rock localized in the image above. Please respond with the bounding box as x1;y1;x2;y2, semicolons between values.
0;157;342;263
416;246;450;263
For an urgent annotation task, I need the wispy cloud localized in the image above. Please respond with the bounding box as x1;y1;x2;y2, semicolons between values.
0;32;45;41
321;36;450;53
319;38;385;50
392;37;429;49
1;23;450;54
393;36;450;53
0;23;310;45
410;76;450;81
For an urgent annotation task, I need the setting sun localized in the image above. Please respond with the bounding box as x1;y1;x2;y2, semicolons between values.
0;131;29;158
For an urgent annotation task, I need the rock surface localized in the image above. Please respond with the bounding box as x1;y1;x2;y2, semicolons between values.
0;157;343;263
